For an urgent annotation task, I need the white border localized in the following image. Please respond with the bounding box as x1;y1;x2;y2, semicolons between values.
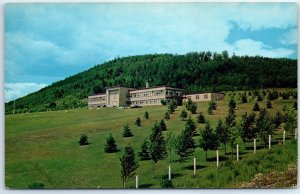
0;1;299;194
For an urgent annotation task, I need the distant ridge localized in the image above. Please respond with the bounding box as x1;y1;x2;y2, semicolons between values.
5;52;297;114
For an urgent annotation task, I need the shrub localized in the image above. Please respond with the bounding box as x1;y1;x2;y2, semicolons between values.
104;133;118;153
253;102;260;111
135;117;141;127
160;179;174;188
79;134;89;145
180;109;187;120
28;182;45;189
144;111;149;119
197;112;206;124
164;112;170;120
138;139;151;160
123;124;133;137
161;99;167;106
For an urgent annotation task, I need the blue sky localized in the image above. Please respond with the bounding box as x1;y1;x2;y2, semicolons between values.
4;3;298;102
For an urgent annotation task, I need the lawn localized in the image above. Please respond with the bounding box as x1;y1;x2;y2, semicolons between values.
5;91;297;188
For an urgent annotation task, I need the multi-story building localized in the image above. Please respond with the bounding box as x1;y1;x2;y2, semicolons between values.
88;84;224;109
183;92;225;102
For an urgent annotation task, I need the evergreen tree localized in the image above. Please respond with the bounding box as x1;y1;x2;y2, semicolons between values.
79;134;89;146
209;101;217;110
215;120;228;154
185;98;193;111
266;95;272;109
240;112;257;141
197;112;206;124
175;127;195;163
274;111;283;129
225;111;236;128
189;102;197;114
135;117;141;127
166;130;176;162
164;112;170;120
207;106;213;115
149;122;167;177
123;124;133;137
199;122;219;160
138;139;151;160
185;116;197;136
283;110;297;135
241;94;248;103
180;109;188;120
253;101;260;111
256;108;275;147
229;97;236;111
228;125;243;160
159;119;167;131
120;145;138;188
168;100;177;114
144;111;149;119
104;133;118;153
257;93;263;101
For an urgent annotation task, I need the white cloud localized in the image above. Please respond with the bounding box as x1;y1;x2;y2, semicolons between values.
5;83;47;102
231;39;294;58
280;28;298;45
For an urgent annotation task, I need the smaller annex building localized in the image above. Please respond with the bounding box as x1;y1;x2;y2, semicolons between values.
88;84;225;109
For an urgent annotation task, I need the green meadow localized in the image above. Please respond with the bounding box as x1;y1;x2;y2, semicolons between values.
5;91;297;188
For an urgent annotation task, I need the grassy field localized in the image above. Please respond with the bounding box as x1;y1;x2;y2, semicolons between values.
5;91;297;188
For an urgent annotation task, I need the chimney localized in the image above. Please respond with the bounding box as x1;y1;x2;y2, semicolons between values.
146;81;149;88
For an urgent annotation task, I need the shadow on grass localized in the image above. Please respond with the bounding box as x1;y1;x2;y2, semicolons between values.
245;144;265;150
161;173;183;179
207;155;228;162
139;184;154;188
185;164;207;170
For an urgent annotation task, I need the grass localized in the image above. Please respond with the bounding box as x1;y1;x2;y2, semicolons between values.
5;91;297;188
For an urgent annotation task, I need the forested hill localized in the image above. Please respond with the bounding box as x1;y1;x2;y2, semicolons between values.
5;52;297;114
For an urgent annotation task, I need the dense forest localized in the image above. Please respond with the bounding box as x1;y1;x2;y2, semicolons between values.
5;51;297;114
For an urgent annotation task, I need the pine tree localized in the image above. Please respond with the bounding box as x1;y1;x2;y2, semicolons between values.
185;116;197;136
79;134;89;146
138;139;151;160
175;126;195;163
135;117;141;127
215;120;228;154
257;94;263;101
241;94;247;103
164;112;170;120
149;122;167;177
283;110;297;135
228;125;243;160
144;111;149;119
266;95;272;109
123;124;133;137
209;101;217;110
166;130;176;162
240;112;256;141
197;112;206;124
159;119;167;131
225;111;236;128
199;122;219;160
168;100;177;114
256;108;275;147
189;103;197;114
293;101;297;110
229;97;236;110
180;109;187;120
185;98;193;111
104;133;118;153
274;111;283;128
253;101;260;111
120;145;138;188
207;106;213;115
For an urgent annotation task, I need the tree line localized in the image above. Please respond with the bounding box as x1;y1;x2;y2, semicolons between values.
5;51;297;114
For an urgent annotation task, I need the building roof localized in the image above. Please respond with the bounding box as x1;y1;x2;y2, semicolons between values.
185;92;225;95
88;93;106;97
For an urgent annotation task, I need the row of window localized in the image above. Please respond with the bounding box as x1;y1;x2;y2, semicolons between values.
130;90;183;98
131;98;163;105
88;97;106;102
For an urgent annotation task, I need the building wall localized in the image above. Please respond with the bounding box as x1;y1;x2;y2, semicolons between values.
183;93;225;102
88;94;106;109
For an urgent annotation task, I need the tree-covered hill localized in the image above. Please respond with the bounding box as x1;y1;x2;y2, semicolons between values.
5;51;297;114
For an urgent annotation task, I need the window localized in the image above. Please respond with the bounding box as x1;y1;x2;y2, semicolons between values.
204;94;208;99
196;95;199;99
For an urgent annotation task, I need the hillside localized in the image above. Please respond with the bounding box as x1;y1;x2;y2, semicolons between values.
5;52;297;114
